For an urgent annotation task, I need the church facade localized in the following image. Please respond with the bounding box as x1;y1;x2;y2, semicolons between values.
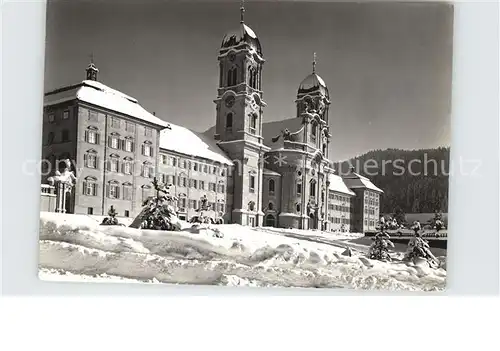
40;4;382;233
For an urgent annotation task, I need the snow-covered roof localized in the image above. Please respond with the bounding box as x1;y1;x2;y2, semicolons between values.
44;80;170;128
221;23;262;56
297;73;329;98
261;118;303;148
343;172;383;193
263;168;281;176
159;123;233;165
328;174;355;196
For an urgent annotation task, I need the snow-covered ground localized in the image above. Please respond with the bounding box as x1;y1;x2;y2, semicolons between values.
38;212;447;291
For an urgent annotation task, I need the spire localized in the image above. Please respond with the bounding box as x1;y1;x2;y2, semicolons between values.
312;52;317;74
86;53;99;81
240;0;245;23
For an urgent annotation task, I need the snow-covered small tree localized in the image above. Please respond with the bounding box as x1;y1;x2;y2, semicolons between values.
431;211;445;232
404;234;440;268
101;205;120;226
368;232;394;261
139;177;179;231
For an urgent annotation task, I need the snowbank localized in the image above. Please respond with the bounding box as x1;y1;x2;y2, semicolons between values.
38;213;447;291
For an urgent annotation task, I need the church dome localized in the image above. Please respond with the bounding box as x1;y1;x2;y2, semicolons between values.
298;72;329;98
221;23;262;56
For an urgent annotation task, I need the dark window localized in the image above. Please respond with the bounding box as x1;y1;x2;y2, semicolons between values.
61;129;70;142
296;203;301;213
249;113;257;134
268;202;274;211
226;113;233;131
227;67;237;86
310;182;316;197
125;210;130;217
296;183;302;195
249;175;255;193
87;207;93;215
248;67;258;89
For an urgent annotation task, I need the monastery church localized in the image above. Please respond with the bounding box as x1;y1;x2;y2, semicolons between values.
41;3;382;233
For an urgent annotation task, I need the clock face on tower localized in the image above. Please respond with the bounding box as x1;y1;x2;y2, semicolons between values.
225;96;235;108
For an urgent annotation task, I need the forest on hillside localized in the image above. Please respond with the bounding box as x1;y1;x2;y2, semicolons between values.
335;147;450;214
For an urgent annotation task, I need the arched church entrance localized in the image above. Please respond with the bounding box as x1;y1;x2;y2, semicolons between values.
265;214;276;227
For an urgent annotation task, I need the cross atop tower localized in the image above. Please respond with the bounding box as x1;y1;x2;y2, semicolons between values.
89;52;94;64
240;0;245;23
312;52;317;73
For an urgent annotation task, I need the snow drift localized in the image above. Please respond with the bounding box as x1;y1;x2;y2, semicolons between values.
38;212;446;291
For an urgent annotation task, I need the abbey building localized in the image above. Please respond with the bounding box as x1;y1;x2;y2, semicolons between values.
40;4;382;233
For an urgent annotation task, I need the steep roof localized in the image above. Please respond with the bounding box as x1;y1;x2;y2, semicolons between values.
159;123;233;165
328;174;355;196
343;172;383;193
44;80;170;128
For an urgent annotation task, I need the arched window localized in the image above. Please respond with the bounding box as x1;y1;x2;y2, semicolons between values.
268;202;274;211
296;203;301;213
226;113;233;131
310;181;316;197
322;143;327;155
268;179;275;195
248;66;257;89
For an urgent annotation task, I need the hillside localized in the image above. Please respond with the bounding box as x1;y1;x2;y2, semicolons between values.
336;147;450;214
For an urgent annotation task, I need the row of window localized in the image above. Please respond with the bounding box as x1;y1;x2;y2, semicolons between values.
88;110;152;136
84;151;154;177
162;175;226;193
224;112;258;135
47;109;71;123
161;155;228;176
84;128;154;157
329;194;351;203
328;217;349;224
177;199;226;213
365;220;376;227
224;66;259;89
364;206;378;215
328;204;351;212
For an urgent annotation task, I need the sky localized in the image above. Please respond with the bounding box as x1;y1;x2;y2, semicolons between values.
43;0;454;161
